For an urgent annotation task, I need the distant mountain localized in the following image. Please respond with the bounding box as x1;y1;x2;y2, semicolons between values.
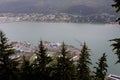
0;2;60;13
63;5;115;15
63;5;98;15
0;0;116;15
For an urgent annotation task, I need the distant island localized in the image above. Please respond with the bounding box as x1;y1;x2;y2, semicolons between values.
0;13;117;24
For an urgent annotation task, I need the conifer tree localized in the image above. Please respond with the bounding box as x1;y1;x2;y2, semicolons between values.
20;56;33;80
111;0;120;63
0;30;18;80
112;0;120;23
94;53;108;80
32;40;52;80
51;42;76;80
110;38;120;63
77;43;92;80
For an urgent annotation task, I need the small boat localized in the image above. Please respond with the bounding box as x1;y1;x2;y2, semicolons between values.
108;74;120;80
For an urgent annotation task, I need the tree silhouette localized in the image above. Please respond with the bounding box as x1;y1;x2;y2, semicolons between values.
32;40;52;80
110;0;120;64
51;42;76;80
112;0;120;23
94;53;108;80
19;56;33;80
0;30;19;80
77;43;92;80
110;38;120;63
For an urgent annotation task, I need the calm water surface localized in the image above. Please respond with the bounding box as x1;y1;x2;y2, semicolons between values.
0;22;120;75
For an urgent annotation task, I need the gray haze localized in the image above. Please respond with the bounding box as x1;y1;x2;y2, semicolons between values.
0;0;113;8
0;0;115;14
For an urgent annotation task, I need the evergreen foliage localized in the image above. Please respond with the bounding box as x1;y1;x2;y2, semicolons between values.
19;56;33;80
77;43;92;80
0;30;19;80
112;0;120;12
0;31;110;80
110;38;120;63
112;0;120;23
94;53;108;80
111;0;120;64
32;40;52;80
51;42;76;80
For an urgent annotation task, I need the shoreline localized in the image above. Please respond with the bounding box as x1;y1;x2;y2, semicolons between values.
0;21;118;25
11;41;81;60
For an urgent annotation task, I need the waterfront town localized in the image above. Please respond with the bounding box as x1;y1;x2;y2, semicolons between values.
10;41;80;62
0;13;117;23
9;41;120;80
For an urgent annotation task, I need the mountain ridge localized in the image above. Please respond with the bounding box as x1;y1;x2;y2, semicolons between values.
0;0;115;15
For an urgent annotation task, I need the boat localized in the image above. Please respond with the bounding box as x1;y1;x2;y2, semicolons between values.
108;74;120;80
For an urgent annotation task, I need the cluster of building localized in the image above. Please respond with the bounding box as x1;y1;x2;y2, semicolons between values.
11;41;37;53
42;41;80;60
0;13;117;23
10;41;80;61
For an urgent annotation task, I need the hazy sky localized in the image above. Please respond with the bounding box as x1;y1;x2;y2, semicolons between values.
0;0;113;9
